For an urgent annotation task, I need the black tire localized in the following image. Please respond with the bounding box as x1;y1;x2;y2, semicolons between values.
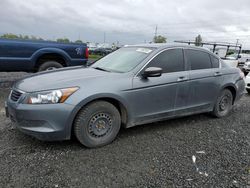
38;61;63;72
247;89;250;94
74;101;121;148
212;89;233;118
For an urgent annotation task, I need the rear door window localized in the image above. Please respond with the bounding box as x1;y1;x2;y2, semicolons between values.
185;49;212;70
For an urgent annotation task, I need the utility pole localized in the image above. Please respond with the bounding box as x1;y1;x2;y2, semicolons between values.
154;25;158;38
235;39;239;51
104;32;106;44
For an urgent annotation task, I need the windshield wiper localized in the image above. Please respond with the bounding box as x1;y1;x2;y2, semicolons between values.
92;67;111;72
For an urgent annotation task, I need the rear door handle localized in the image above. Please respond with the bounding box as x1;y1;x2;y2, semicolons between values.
214;71;222;76
177;76;188;82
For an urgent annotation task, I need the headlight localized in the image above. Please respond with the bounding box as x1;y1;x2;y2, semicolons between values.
27;87;79;104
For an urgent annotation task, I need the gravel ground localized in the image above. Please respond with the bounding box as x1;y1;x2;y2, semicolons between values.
0;73;250;187
0;72;31;88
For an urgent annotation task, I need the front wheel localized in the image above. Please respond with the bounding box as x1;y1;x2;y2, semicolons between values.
211;89;233;118
74;101;121;148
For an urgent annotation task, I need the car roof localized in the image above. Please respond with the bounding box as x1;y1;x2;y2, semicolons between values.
125;43;219;59
125;43;208;51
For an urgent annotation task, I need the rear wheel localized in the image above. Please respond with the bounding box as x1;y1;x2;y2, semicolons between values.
74;101;121;148
38;61;63;72
212;89;233;118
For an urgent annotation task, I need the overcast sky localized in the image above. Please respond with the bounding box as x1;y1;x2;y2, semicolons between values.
1;0;250;48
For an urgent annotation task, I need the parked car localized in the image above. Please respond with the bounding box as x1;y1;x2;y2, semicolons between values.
0;38;88;72
87;43;98;54
6;44;245;148
242;60;250;74
226;53;250;69
88;47;98;55
238;53;250;65
92;47;113;56
245;72;250;94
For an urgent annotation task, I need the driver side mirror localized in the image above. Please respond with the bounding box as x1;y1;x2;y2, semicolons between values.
142;67;162;78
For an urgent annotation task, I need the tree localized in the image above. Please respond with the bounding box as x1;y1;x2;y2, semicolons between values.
23;35;30;40
0;33;19;39
195;34;202;46
153;35;167;43
226;51;234;56
56;38;70;43
75;40;83;43
0;33;44;41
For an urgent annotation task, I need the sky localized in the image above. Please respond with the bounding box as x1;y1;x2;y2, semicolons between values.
1;0;250;48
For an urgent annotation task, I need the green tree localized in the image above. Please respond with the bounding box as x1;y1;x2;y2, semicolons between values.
0;33;45;41
75;40;83;43
226;51;234;56
153;35;167;43
57;38;70;43
195;34;202;46
0;33;19;39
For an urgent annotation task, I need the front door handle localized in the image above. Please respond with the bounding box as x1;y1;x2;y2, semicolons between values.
214;71;222;76
177;76;188;82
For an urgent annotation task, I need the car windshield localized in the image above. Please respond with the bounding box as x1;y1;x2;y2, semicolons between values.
91;47;154;73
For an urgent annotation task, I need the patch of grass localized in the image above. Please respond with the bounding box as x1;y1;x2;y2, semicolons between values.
89;54;102;60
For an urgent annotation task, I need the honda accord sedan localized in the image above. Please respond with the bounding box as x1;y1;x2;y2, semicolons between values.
6;44;245;148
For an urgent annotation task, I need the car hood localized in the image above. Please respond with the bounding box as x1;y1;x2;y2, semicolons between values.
14;67;111;92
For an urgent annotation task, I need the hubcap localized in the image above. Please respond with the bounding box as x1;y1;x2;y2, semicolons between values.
88;113;112;138
219;94;231;112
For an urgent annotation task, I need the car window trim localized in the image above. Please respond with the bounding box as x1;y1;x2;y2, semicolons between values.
134;47;186;77
209;54;222;69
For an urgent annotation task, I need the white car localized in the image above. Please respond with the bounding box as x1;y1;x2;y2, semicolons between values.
243;61;250;72
245;73;250;94
239;53;250;63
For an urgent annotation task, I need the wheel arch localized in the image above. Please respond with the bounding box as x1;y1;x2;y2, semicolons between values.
31;48;71;69
222;84;237;104
69;95;131;139
85;97;129;126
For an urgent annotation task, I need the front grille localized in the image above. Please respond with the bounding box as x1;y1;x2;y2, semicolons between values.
10;89;23;102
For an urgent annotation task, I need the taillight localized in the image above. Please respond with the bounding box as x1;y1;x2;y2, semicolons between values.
85;48;89;59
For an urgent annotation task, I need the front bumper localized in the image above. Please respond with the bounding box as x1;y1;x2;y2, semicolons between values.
6;100;77;141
